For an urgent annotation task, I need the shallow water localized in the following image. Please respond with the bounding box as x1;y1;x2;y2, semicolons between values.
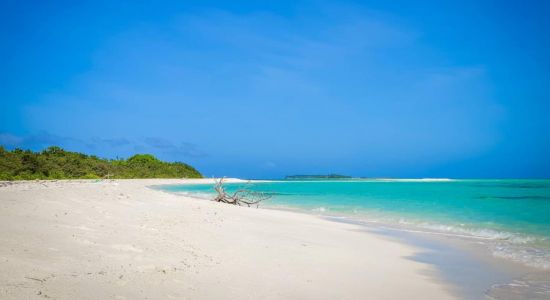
326;215;549;299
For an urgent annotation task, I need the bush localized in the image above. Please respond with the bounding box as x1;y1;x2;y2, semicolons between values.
0;146;202;180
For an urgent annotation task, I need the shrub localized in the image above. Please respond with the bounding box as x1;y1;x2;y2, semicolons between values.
0;146;202;180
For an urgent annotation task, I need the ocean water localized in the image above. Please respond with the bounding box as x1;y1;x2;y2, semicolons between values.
161;179;550;270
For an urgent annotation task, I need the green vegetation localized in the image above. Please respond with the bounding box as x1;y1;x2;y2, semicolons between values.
285;174;352;180
0;146;202;180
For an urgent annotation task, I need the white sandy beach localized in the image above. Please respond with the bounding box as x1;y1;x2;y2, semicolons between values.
0;179;458;299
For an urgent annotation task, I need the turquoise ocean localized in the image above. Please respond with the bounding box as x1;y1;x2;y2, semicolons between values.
161;179;550;270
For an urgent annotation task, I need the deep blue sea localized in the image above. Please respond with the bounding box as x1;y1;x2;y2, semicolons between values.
161;179;550;270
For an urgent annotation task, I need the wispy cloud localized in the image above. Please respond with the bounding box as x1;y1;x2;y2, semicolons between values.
263;161;277;169
144;137;207;158
91;137;131;148
0;131;86;150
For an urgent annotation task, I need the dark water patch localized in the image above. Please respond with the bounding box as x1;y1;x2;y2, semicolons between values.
470;183;550;190
478;195;550;200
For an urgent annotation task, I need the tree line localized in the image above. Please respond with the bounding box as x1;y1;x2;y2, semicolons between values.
0;146;202;180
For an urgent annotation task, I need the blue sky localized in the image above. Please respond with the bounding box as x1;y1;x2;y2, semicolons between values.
1;0;549;178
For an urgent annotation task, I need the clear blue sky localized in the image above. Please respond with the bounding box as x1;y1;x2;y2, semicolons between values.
1;0;548;178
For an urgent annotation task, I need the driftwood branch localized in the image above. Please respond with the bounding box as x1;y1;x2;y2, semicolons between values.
212;178;271;207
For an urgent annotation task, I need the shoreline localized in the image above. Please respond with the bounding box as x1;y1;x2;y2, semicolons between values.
158;179;550;299
1;178;458;299
324;215;548;299
160;179;550;269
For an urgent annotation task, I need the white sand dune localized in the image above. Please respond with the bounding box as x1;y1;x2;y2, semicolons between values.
0;179;457;299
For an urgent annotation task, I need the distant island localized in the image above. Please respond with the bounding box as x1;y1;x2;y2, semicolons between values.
0;146;202;180
285;174;352;180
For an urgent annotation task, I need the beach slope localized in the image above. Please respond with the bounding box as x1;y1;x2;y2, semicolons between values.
0;179;456;299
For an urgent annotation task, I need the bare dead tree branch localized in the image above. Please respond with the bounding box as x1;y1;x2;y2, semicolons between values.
212;178;271;207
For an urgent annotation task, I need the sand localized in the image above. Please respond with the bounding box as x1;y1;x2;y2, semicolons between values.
0;179;458;299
